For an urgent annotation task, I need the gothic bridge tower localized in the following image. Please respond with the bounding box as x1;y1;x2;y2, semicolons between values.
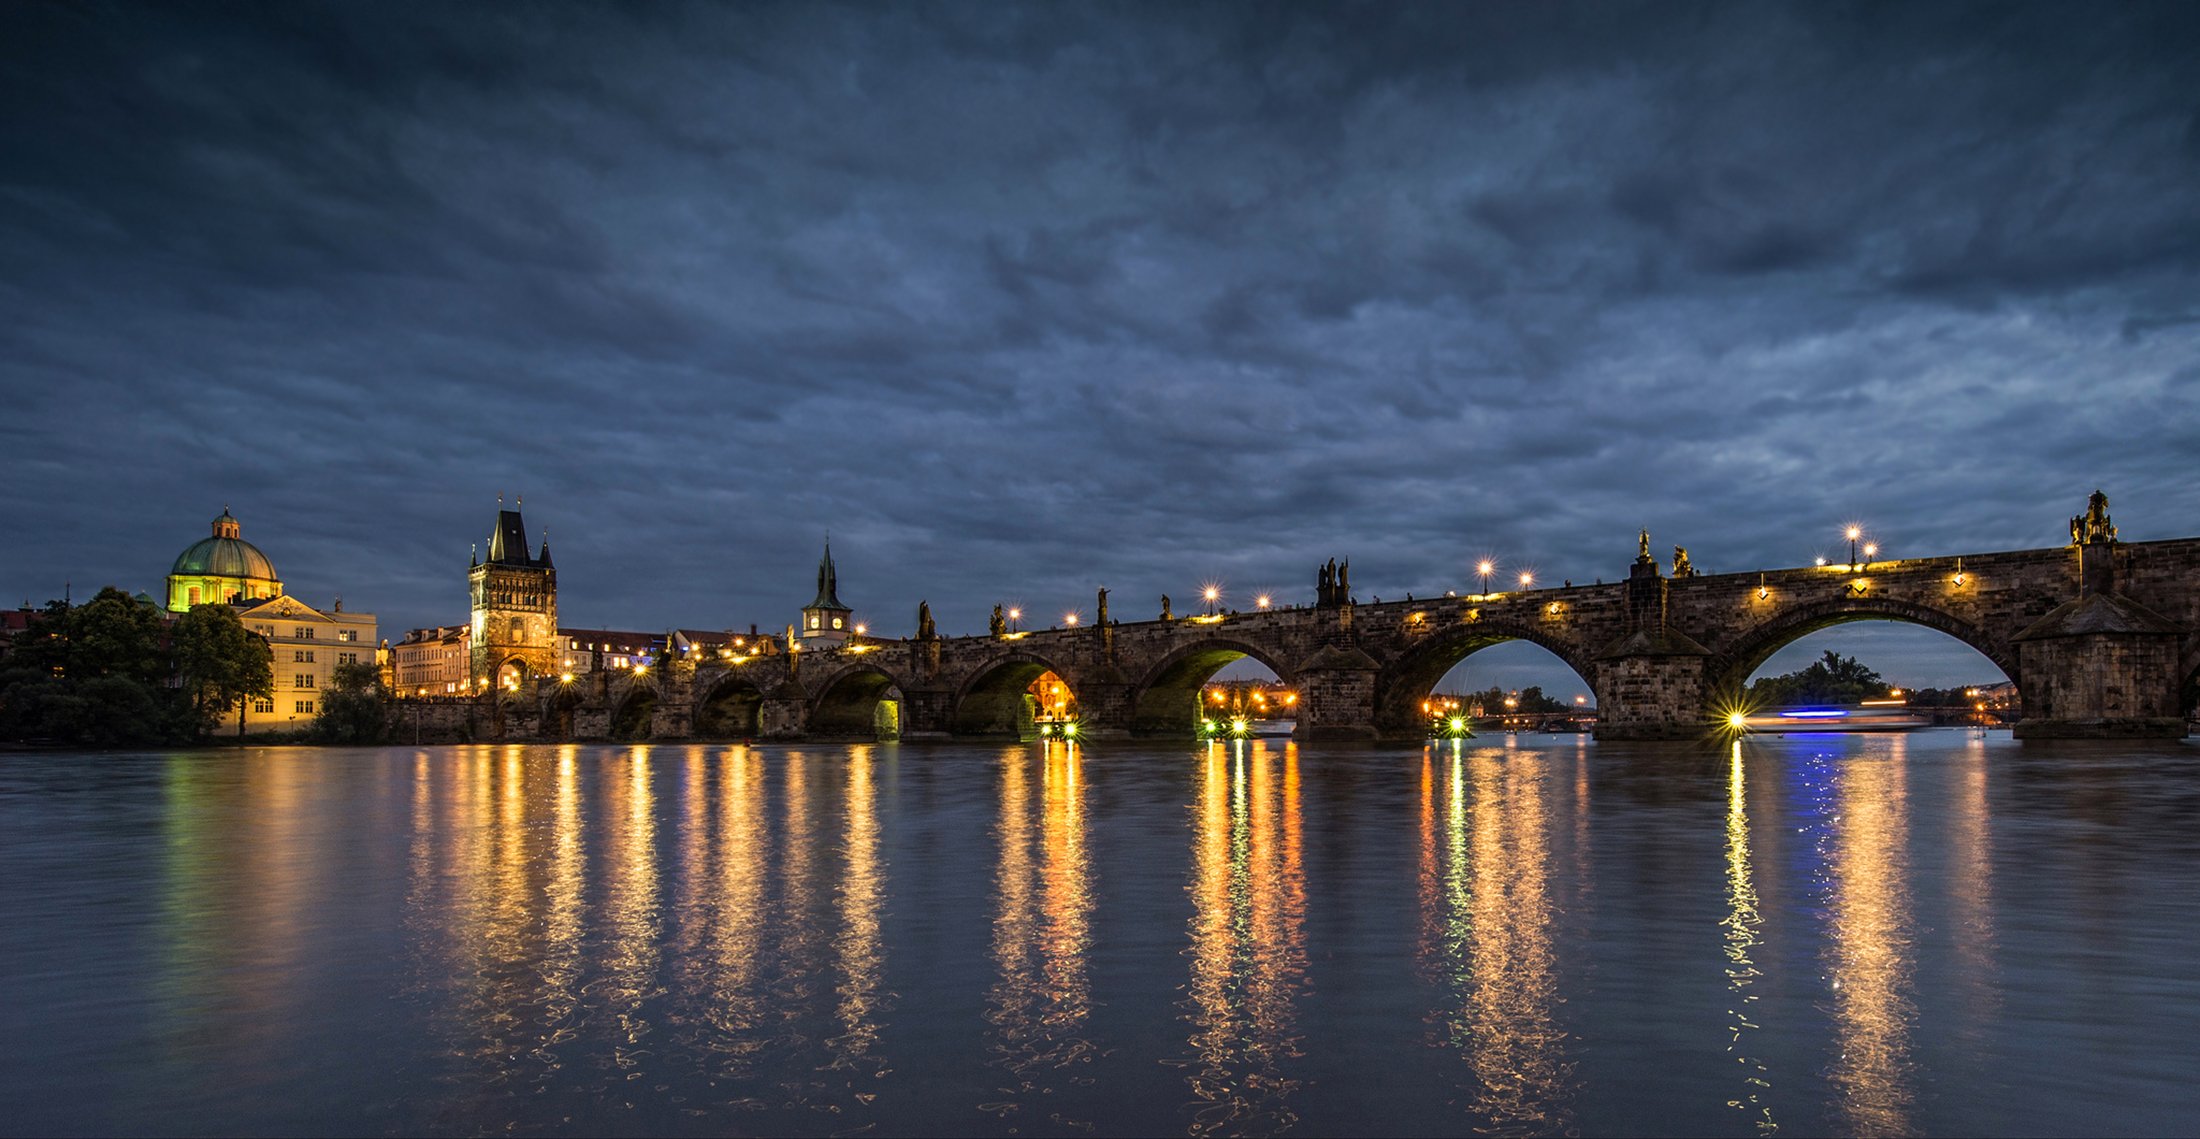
801;538;853;646
470;498;559;687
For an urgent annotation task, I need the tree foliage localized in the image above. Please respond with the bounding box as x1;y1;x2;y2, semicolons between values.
0;589;182;744
172;604;274;737
313;660;386;744
1746;650;1890;707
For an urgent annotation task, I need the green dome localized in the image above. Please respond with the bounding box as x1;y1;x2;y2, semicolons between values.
170;510;278;582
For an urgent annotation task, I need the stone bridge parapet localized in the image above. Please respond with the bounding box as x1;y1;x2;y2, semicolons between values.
464;497;2197;744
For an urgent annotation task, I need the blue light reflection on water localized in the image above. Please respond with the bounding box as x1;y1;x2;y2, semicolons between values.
2;733;2198;1136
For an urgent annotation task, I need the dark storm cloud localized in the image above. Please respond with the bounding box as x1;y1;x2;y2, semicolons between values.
5;1;2199;688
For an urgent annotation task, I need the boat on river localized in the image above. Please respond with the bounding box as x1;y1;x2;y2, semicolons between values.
1738;701;1932;733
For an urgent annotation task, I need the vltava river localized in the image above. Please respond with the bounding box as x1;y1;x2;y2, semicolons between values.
3;734;2196;1136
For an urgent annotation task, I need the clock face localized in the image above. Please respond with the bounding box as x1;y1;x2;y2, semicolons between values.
809;616;819;629
832;617;844;630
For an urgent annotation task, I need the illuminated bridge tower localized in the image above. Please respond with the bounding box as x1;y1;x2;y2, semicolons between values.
469;499;559;688
801;538;854;646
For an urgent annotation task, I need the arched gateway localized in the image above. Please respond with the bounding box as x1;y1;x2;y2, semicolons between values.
508;494;2193;742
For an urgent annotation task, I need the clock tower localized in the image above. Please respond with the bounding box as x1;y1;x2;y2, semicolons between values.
800;538;853;646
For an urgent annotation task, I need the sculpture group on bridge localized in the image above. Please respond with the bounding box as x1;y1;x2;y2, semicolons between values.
1315;557;1351;607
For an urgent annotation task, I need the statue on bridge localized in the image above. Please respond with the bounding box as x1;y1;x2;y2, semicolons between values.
1096;587;1109;627
917;601;936;640
2072;489;2117;545
1636;529;1655;566
989;604;1007;637
1672;546;1696;577
1316;557;1354;606
1160;594;1173;620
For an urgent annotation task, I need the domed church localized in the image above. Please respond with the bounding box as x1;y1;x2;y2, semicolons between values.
167;508;283;612
164;507;377;735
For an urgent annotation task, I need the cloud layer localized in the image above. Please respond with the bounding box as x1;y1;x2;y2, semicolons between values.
5;2;2197;690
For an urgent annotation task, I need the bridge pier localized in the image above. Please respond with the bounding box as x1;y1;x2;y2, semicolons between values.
1592;543;1716;740
1296;645;1380;741
2011;515;2188;740
898;685;955;740
761;678;809;740
1075;673;1135;740
1590;646;1711;740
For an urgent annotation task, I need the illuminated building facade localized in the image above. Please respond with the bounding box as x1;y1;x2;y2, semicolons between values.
468;503;558;688
163;508;376;733
233;594;377;733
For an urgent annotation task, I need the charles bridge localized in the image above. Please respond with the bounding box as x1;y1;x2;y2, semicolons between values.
419;495;2198;744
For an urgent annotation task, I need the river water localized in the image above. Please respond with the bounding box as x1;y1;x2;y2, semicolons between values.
3;733;2196;1137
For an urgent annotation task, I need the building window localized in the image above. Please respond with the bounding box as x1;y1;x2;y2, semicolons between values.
187;586;201;606
338;651;358;664
295;700;315;714
294;649;315;663
338;630;357;643
294;674;315;689
253;699;274;714
295;626;316;639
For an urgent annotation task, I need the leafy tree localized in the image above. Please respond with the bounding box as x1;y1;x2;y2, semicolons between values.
172;604;274;738
313;660;386;744
0;592;181;745
1747;650;1889;706
68;587;168;683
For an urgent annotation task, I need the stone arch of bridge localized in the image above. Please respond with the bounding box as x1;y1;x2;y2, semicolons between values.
611;681;659;741
809;663;904;740
695;671;765;739
1373;621;1595;736
546;680;583;741
1705;595;2016;699
1128;637;1296;738
495;655;530;692
953;650;1073;739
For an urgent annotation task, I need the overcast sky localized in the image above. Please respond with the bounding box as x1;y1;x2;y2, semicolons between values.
5;2;2197;694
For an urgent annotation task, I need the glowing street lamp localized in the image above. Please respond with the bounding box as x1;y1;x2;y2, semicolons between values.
1862;543;1878;563
1064;612;1079;627
1008;607;1022;633
1518;571;1534;589
1846;525;1863;569
1202;585;1221;615
1256;593;1271;610
1477;560;1494;596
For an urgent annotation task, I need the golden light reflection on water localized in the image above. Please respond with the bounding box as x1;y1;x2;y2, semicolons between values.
691;746;766;1077
600;746;663;1095
827;744;889;1088
983;741;1096;1125
1825;742;1916;1137
1725;743;1775;1133
1950;741;1997;1032
1417;745;1573;1135
1178;739;1307;1137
